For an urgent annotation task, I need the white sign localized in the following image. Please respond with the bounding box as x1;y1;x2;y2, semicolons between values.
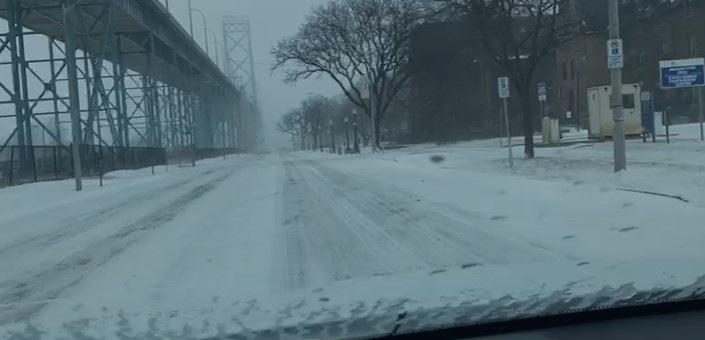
498;77;510;98
640;91;651;102
566;111;572;119
659;58;705;88
607;39;624;69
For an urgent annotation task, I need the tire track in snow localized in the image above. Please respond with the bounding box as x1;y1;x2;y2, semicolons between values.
305;160;569;265
0;169;235;324
276;155;572;291
277;160;425;292
0;168;219;262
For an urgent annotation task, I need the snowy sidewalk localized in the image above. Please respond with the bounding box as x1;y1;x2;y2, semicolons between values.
0;156;245;223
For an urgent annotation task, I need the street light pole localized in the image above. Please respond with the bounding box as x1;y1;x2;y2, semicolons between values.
205;28;220;68
188;0;194;37
345;117;350;153
319;126;323;152
330;120;335;153
353;109;359;153
190;8;209;55
609;0;626;171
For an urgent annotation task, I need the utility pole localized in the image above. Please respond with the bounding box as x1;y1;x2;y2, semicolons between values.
608;0;626;171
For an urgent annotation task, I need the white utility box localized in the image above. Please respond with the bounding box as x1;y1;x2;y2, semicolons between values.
587;84;642;139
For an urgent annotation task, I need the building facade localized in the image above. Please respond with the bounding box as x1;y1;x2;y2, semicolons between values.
557;0;705;127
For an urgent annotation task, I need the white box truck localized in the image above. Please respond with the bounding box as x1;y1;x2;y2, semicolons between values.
587;84;642;139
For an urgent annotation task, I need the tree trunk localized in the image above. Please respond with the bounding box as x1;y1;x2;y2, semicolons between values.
519;91;535;158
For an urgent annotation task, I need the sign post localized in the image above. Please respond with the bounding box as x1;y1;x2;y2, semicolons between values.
659;57;705;141
498;77;514;168
640;91;656;142
607;38;624;70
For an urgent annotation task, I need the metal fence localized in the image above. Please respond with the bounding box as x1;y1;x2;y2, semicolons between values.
0;145;167;188
195;148;241;160
0;145;242;188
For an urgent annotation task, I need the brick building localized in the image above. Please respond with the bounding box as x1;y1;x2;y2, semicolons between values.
557;0;705;127
406;0;705;142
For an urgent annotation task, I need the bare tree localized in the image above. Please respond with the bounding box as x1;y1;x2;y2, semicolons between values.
277;95;335;150
277;108;308;150
445;0;574;158
271;0;428;148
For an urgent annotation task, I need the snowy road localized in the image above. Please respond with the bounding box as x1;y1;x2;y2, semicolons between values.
274;155;564;292
0;160;245;322
0;154;561;324
2;143;705;331
0;153;570;326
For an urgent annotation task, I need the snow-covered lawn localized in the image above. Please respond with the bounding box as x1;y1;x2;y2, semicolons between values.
366;123;705;207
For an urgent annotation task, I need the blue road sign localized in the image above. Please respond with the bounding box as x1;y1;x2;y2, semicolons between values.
537;82;547;101
659;58;705;89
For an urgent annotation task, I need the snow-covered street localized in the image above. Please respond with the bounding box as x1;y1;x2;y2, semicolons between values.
1;124;705;337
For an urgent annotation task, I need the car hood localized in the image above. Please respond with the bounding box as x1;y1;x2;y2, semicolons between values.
2;259;705;339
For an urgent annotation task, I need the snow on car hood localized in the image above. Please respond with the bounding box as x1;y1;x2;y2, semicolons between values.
2;259;705;339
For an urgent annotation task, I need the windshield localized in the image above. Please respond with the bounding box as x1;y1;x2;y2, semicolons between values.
2;0;705;339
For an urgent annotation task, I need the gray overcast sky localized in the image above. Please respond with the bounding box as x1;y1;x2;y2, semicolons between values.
163;0;338;149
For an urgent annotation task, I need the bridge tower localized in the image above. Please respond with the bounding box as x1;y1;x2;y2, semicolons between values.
222;16;262;151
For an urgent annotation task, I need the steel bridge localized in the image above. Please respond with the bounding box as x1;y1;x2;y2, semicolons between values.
0;0;258;178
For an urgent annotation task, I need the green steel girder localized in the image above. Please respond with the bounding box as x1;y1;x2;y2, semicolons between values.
0;0;240;163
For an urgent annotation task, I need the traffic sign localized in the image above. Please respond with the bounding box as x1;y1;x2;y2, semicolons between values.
640;90;655;134
659;58;705;89
537;82;547;102
498;77;510;98
607;38;624;69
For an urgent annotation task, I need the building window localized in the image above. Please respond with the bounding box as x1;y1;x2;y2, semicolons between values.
623;94;635;109
570;59;575;80
690;35;698;57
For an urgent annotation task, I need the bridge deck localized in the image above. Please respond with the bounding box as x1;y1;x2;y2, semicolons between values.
0;0;234;93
